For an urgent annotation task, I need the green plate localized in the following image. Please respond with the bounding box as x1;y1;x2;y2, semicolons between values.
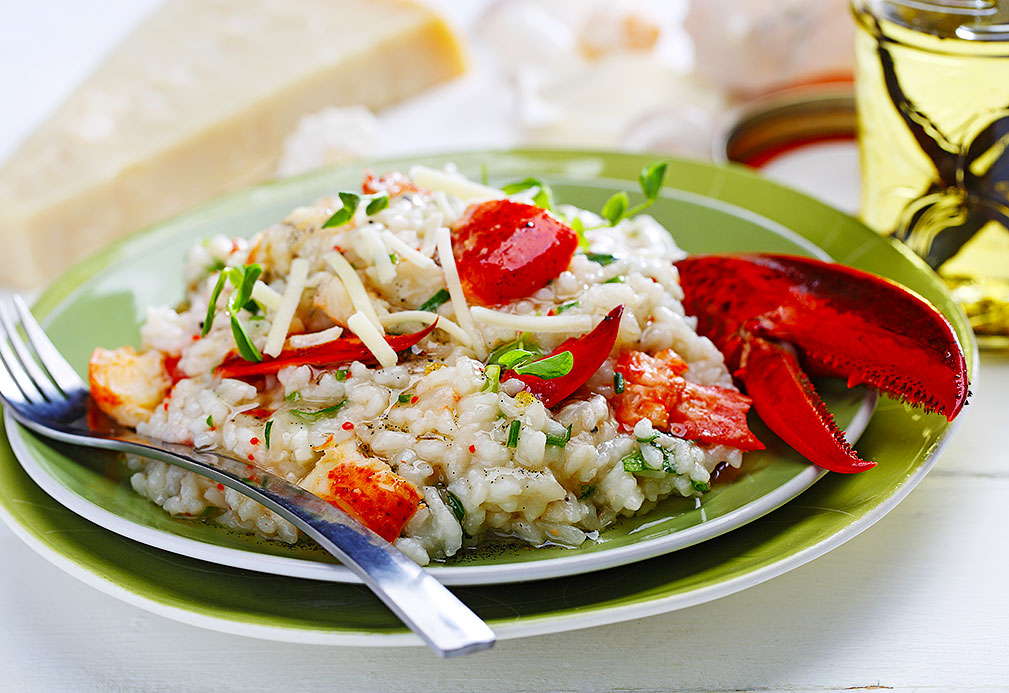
0;150;975;643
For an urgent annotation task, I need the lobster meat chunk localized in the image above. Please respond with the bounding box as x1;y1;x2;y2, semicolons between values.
674;254;969;473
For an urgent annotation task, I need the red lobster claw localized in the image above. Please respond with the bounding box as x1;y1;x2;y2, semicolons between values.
674;254;969;473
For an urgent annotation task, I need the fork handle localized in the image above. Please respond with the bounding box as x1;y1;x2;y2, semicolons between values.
16;418;495;657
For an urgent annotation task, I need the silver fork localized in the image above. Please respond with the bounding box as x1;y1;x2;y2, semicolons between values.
0;296;494;657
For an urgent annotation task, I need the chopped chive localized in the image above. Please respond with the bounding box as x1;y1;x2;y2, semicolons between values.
388;253;398;264
228;264;262;314
264;420;273;449
205;414;214;428
584;253;618;266
446;490;466;523
398;393;412;404
506;420;521;448
513;351;574;379
418;288;450;313
578;484;596;500
614;372;625;394
230;314;263;362
366;193;390;215
285;391;301;402
545;424;573;448
621;450;665;478
691;479;710;493
289;400;347;421
555;300;580;314
322;192;361;228
202;271;229;336
482;364;501;393
602;276;624;284
335;369;349;381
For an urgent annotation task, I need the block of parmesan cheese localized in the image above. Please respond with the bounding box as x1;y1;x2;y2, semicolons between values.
0;0;464;287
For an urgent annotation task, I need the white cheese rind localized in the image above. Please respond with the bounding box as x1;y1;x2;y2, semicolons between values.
435;226;486;359
348;312;397;368
0;0;464;287
264;258;308;357
323;251;385;334
470;307;594;333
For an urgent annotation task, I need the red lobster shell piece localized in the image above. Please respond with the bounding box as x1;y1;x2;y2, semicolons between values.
673;254;969;473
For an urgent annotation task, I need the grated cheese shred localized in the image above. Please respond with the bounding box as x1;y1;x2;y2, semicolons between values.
323;251;385;334
470;307;594;333
263;258;308;357
348;311;397;368
435;226;486;359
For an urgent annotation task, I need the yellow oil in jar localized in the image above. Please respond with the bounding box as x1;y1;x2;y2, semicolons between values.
853;3;1009;347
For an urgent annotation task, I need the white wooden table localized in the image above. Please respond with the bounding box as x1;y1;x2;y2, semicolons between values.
3;3;1007;690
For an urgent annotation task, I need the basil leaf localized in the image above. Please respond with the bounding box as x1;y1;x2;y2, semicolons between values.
601;191;629;226
322;192;361;228
545;424;573;448
229;264;262;314
264;420;273;450
202;270;229;337
639;161;667;201
584;253;617;266
230;314;263;362
290;400;347;421
446;491;466;523
497;349;534;369
513;351;573;379
506;420;521;448
578;484;596;500
418;289;450;313
366;193;390;215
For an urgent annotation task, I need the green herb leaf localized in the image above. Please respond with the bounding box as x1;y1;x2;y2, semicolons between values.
264;420;273;450
322;192;361;228
502;177;554;211
497;349;534;370
602;276;624;284
388;253;398;264
621;450;665;479
480;162;489;186
290;401;347;421
506;420;521;448
398;393;412;403
639;161;667;200
571;216;590;251
418;288;450;313
487;334;545;365
481;364;501;393
601;191;629;226
202;271;230;337
207;259;227;274
230;314;263;362
613;372;625;394
446;490;466;523
205;414;214;428
691;479;710;493
285;391;301;402
366;193;390;215
335;369;349;382
555;300;580;314
584;253;618;266
545;424;573;448
578;484;596;500
513;351;574;379
228;264;262;314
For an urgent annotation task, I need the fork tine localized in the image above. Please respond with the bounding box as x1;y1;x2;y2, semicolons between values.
13;295;86;394
0;324;44;404
0;303;63;401
0;348;27;408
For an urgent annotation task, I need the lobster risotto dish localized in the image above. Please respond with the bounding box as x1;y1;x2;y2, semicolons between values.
89;164;765;565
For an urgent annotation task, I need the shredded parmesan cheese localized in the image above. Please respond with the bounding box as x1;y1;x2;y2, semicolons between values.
380;311;472;347
410;165;504;202
471;307;594;333
286;325;344;349
360;224;396;284
251;280;283;311
435;226;486;359
323;251;384;334
348;311;397;368
380;230;436;269
264;258;308;357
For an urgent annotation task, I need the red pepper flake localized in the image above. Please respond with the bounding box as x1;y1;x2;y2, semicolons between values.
216;483;224;491
547;309;556;316
342;421;355;431
247;453;255;461
250;437;260;445
411;396;419;404
163;402;169;411
191;334;200;341
468;444;476;454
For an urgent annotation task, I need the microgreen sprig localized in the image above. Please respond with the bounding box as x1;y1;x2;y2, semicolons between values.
599;161;668;227
502;177;556;212
322;192;361;228
203;263;264;362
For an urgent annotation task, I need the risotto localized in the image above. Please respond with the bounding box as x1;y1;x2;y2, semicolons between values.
89;164;764;565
